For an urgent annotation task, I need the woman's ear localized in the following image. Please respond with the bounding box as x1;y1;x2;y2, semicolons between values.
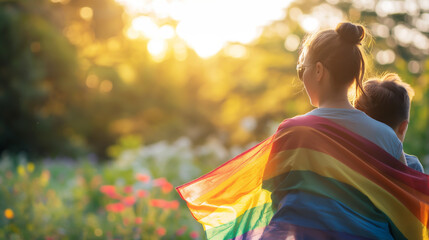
315;62;325;82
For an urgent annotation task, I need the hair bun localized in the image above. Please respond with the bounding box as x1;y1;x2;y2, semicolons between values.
335;22;365;45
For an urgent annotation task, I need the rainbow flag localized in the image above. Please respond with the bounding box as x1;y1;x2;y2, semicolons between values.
177;115;429;239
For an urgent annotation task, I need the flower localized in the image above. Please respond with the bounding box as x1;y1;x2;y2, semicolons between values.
168;200;179;210
40;170;50;186
190;231;199;239
17;165;26;176
4;208;14;219
121;196;136;206
153;178;173;193
100;185;116;195
150;199;170;208
135;217;143;224
153;178;168;186
124;185;133;194
105;203;126;213
137;190;148;198
27;162;35;173
175;226;187;236
100;185;121;199
150;199;180;210
156;227;166;236
136;173;150;183
161;182;173;193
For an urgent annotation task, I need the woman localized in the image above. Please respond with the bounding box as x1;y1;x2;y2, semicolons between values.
177;22;428;240
260;22;407;239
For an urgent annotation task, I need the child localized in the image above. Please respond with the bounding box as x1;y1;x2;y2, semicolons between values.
355;73;424;172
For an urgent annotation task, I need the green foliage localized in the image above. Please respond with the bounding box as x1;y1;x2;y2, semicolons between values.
0;151;203;239
0;0;427;162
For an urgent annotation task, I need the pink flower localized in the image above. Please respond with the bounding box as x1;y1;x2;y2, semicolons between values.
175;226;187;236
124;185;133;194
135;217;143;224
190;231;199;239
153;178;173;193
156;227;166;236
136;173;150;183
122;196;136;206
137;190;148;198
153;178;168;186
105;202;126;212
100;185;122;199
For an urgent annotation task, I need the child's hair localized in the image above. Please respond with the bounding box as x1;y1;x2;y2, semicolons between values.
354;73;414;129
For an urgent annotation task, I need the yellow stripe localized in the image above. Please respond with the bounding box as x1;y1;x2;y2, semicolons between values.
188;140;273;220
272;148;428;240
198;189;271;230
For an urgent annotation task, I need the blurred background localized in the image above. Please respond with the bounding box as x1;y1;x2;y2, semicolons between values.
0;0;428;239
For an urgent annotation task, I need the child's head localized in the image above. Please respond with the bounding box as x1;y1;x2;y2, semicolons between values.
354;73;414;142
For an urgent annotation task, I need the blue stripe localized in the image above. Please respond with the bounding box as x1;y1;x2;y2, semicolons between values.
268;191;395;240
260;221;372;240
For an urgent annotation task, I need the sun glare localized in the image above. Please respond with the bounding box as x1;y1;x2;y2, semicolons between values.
301;17;320;33
117;0;293;59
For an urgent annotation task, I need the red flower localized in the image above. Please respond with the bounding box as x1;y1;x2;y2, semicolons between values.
150;199;180;210
137;190;148;198
124;185;133;194
135;217;143;224
153;178;173;193
168;200;179;210
136;173;150;183
175;226;187;236
100;185;122;199
190;231;199;239
100;185;116;195
150;199;169;208
122;196;136;206
156;227;166;236
105;202;126;212
153;178;168;186
161;182;173;193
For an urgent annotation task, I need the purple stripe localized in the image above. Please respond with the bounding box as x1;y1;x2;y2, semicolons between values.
259;222;372;240
231;227;266;240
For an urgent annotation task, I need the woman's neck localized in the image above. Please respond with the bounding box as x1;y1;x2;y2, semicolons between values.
318;100;354;109
318;87;354;109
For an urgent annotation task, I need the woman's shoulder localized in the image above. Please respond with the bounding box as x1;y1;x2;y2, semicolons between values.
301;108;402;159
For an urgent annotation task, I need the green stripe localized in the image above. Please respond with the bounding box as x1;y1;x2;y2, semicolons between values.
205;202;274;240
262;170;406;240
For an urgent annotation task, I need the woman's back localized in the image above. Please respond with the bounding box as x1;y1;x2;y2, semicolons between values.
306;108;402;160
261;109;405;239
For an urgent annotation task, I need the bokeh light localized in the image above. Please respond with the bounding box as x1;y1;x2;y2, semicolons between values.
79;7;93;21
284;34;301;52
375;49;396;65
117;0;293;58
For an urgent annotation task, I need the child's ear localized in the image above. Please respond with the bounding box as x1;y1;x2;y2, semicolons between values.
396;120;409;142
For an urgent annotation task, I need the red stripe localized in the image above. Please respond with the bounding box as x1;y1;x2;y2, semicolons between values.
275;115;429;194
